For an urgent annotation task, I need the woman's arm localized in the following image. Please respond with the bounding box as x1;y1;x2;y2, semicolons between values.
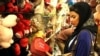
75;30;91;56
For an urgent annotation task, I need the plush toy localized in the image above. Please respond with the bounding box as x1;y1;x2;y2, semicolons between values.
14;37;29;56
94;4;100;27
7;0;18;13
0;0;41;56
0;0;11;12
0;5;5;13
13;16;30;55
19;14;32;35
20;0;33;13
12;0;34;55
0;14;17;48
94;4;100;33
13;14;30;55
13;14;32;38
13;15;29;55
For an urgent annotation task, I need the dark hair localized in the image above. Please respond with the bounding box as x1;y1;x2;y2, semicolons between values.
70;2;92;31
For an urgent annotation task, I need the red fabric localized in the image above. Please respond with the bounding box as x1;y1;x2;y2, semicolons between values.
11;0;16;3
0;5;5;12
21;18;31;32
14;43;21;56
7;2;18;12
20;38;29;47
13;14;31;38
13;21;25;38
21;1;32;13
30;37;51;56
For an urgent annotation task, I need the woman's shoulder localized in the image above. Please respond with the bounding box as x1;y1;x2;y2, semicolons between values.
79;29;91;35
77;29;92;41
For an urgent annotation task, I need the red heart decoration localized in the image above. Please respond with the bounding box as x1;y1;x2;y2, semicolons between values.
31;37;50;52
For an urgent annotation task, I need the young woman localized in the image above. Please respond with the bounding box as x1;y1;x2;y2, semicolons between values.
64;2;97;56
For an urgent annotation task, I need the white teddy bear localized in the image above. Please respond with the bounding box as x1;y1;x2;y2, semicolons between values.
0;14;17;48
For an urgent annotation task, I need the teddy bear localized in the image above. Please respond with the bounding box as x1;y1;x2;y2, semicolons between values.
12;0;34;56
12;0;35;38
93;4;100;56
20;0;33;13
12;13;31;56
0;4;5;13
13;14;32;38
12;0;43;56
13;37;29;56
94;4;100;27
13;14;26;38
0;14;17;48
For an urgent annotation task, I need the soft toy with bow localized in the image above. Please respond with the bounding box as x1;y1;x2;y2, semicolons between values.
0;14;17;48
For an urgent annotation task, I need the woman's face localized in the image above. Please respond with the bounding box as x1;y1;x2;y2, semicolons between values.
69;11;79;27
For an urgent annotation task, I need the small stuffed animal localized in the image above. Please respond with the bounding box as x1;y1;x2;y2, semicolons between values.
93;4;100;56
7;0;18;13
0;0;11;12
94;4;100;35
0;5;5;13
94;4;100;27
13;14;31;56
20;0;33;13
12;0;42;56
0;14;17;48
14;37;29;56
12;0;34;38
13;14;31;38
